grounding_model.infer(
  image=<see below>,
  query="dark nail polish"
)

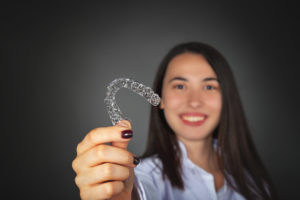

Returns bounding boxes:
[121,129,133,139]
[133,156,140,165]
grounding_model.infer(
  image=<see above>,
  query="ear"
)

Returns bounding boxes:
[160,98,164,109]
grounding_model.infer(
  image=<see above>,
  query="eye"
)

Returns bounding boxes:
[204,85,215,90]
[174,84,185,90]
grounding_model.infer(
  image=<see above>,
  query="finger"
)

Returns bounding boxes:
[75,163,130,187]
[122,168,135,194]
[74,144,136,171]
[80,181,124,200]
[77,121,133,155]
[112,120,132,149]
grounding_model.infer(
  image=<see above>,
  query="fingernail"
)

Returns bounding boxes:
[133,156,140,165]
[121,129,133,139]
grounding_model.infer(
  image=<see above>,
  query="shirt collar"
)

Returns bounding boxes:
[177,139,217,168]
[177,139,229,192]
[177,140,210,174]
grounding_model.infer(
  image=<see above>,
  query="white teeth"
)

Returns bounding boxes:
[182,116,205,122]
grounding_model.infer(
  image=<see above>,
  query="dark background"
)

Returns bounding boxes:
[2,1,299,199]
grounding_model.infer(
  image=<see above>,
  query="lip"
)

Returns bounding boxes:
[179,113,207,126]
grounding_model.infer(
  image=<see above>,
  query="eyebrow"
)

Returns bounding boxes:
[168,76,219,83]
[168,77,187,83]
[203,77,219,82]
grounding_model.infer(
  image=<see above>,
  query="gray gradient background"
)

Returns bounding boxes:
[3,1,299,199]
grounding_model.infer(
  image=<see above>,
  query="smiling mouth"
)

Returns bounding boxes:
[182,116,205,122]
[180,113,207,126]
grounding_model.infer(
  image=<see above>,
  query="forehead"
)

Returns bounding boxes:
[165,53,217,79]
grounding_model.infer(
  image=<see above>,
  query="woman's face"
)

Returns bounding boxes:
[160,53,222,143]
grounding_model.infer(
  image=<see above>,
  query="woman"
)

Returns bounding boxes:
[72,42,278,199]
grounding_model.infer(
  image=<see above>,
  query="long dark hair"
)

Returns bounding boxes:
[142,42,278,200]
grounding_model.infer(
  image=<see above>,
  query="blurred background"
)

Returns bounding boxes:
[2,1,299,199]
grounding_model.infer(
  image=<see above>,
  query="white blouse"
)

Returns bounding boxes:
[134,141,246,200]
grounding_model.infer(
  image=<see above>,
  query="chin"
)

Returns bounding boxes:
[176,131,212,142]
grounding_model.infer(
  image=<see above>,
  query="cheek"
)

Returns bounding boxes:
[207,95,222,114]
[163,93,185,109]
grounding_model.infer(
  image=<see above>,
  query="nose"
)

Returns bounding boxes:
[187,90,204,108]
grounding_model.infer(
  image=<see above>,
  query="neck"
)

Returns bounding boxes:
[179,136,218,172]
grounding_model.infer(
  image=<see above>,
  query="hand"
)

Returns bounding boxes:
[72,120,138,200]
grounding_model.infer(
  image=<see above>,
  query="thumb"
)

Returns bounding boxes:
[112,120,132,149]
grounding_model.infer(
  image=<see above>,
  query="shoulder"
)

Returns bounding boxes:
[134,155,167,199]
[135,155,162,176]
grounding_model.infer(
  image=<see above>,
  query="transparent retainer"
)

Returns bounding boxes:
[104,78,161,125]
